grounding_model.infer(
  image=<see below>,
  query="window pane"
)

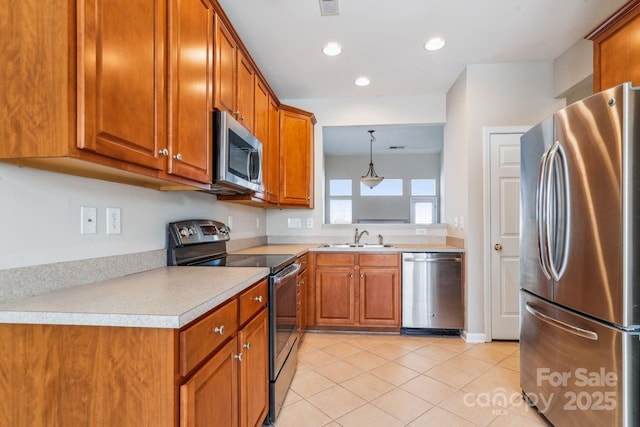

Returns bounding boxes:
[414,201,434,224]
[330,179,352,196]
[329,199,352,224]
[411,179,436,196]
[360,179,403,196]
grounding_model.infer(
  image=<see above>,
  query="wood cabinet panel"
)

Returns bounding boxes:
[238,309,269,427]
[181,337,239,427]
[78,0,166,170]
[315,253,356,267]
[359,253,399,268]
[359,268,401,326]
[214,14,237,114]
[266,96,281,203]
[315,269,355,325]
[588,1,640,92]
[279,106,314,207]
[180,299,238,376]
[0,324,176,427]
[167,0,213,183]
[236,50,255,131]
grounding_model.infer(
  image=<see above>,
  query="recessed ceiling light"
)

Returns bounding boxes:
[355,76,370,87]
[424,37,446,51]
[322,42,342,56]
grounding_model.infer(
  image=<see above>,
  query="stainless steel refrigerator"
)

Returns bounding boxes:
[519,83,640,426]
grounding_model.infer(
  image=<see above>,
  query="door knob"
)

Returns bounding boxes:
[494,243,503,251]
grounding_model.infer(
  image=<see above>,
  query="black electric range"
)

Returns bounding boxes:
[166,219,300,426]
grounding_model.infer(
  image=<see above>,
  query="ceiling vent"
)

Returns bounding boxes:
[319,0,339,16]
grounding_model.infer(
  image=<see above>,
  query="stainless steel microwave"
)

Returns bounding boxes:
[208,111,263,195]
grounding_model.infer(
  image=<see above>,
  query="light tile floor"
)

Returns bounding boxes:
[275,332,549,427]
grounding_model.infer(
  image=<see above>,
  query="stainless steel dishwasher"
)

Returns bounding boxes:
[401,252,463,334]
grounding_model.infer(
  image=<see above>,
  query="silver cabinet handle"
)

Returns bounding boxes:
[360,274,364,279]
[253,295,263,303]
[234,353,243,362]
[158,148,169,156]
[349,273,353,279]
[526,303,598,341]
[243,342,251,350]
[173,153,183,161]
[213,325,225,335]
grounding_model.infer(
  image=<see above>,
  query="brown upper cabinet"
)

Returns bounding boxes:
[266,96,282,204]
[213,15,255,132]
[0,0,212,189]
[279,106,316,208]
[587,0,640,92]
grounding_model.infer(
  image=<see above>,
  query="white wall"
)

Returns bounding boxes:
[0,164,266,269]
[443,61,566,336]
[267,94,446,241]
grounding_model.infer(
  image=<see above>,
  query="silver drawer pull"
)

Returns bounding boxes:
[253,295,263,303]
[404,257,462,263]
[243,342,251,350]
[234,353,243,362]
[526,303,598,341]
[213,325,225,335]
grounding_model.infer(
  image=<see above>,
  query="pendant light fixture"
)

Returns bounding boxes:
[360,130,384,188]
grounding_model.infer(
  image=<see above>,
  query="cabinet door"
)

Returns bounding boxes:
[214,15,237,114]
[252,78,269,201]
[359,268,401,327]
[315,268,355,326]
[279,108,313,207]
[167,0,213,183]
[78,0,166,170]
[238,309,269,427]
[266,97,280,203]
[181,337,239,427]
[236,50,255,132]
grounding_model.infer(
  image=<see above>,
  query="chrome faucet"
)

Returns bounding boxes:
[354,228,369,244]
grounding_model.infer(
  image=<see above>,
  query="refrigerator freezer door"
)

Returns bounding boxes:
[520,291,639,427]
[520,117,554,300]
[553,85,625,326]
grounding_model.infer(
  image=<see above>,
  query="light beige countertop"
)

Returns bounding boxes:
[0,266,269,328]
[233,243,463,255]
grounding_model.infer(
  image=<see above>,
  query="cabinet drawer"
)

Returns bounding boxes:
[180,299,238,376]
[239,279,268,325]
[359,253,399,268]
[315,253,356,267]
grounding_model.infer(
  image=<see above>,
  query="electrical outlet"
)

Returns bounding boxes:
[106,208,121,234]
[287,218,302,228]
[459,216,465,229]
[306,218,314,228]
[416,228,427,235]
[81,206,97,234]
[454,217,459,229]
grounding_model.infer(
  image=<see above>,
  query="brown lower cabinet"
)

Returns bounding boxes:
[0,279,269,427]
[313,252,401,330]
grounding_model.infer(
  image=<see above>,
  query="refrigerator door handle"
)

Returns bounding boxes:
[536,145,553,280]
[546,142,570,282]
[525,303,598,341]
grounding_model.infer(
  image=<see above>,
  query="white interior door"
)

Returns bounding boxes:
[489,132,522,340]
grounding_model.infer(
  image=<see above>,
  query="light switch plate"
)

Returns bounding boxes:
[306,218,314,228]
[106,208,121,234]
[287,218,302,228]
[416,228,427,235]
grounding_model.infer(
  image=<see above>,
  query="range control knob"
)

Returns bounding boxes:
[179,227,190,237]
[188,227,196,235]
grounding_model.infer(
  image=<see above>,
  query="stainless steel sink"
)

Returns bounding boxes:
[321,243,395,248]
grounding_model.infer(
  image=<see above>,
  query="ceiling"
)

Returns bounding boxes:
[216,0,625,156]
[217,0,626,100]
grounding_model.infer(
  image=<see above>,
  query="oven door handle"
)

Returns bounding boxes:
[273,263,301,282]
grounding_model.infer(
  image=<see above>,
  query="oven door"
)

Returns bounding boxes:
[269,262,301,379]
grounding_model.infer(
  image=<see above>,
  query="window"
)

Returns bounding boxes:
[329,179,352,224]
[360,179,403,196]
[411,179,436,196]
[411,197,438,224]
